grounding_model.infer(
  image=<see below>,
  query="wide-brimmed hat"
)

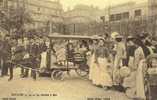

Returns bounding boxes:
[111,32,119,39]
[127,36,134,41]
[115,35,123,39]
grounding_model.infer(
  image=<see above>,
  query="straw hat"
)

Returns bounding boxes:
[111,32,119,39]
[115,35,123,39]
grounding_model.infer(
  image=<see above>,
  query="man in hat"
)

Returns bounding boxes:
[8,36,18,81]
[13,37,25,78]
[29,35,40,80]
[138,32,149,45]
[1,34,12,77]
[113,35,126,85]
[136,33,151,57]
[152,36,157,53]
[114,35,126,66]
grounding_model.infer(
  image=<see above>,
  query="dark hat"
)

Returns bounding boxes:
[138,32,149,40]
[127,36,134,41]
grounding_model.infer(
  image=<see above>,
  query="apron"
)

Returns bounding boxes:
[136,60,146,99]
[91,57,112,87]
[40,52,47,68]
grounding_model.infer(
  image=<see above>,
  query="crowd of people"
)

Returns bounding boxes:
[0,33,157,100]
[0,34,53,81]
[87,33,157,100]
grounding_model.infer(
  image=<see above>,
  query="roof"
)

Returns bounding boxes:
[48,34,114,43]
[48,34,103,40]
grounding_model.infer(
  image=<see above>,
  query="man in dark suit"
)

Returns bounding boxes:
[21,36,31,78]
[1,35,12,77]
[15,37,25,78]
[29,36,40,80]
[8,36,17,81]
[0,35,3,70]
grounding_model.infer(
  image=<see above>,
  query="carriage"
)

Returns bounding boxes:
[144,54,157,100]
[39,35,107,80]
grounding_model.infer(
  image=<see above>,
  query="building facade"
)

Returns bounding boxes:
[25,0,63,31]
[64,2,150,35]
[101,2,149,35]
[0,0,156,35]
[148,0,157,35]
[64,5,103,35]
[0,0,64,34]
[106,2,148,21]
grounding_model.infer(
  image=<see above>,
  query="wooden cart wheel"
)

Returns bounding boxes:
[75,64,89,77]
[51,70,64,80]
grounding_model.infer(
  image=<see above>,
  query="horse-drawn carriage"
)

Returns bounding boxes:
[39,35,104,80]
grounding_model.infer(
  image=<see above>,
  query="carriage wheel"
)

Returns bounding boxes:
[75,64,89,77]
[51,70,64,80]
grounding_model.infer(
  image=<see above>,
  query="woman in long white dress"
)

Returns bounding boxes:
[88,40,97,80]
[124,37,152,99]
[90,39,112,88]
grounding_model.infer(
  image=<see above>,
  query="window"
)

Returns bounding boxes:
[110,14,115,21]
[116,13,122,20]
[123,12,129,19]
[110,14,122,21]
[135,9,142,17]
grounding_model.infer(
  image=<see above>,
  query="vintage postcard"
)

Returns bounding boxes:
[0,0,157,100]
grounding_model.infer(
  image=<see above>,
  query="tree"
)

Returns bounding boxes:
[1,6,33,36]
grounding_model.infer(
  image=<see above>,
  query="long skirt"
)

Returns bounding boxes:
[124,60,146,99]
[40,52,47,68]
[123,57,136,98]
[136,60,146,99]
[123,71,136,98]
[113,56,123,85]
[91,57,112,87]
[128,56,135,71]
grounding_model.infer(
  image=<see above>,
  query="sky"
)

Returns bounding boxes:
[52,0,147,11]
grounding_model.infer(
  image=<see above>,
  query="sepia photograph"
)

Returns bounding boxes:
[0,0,157,100]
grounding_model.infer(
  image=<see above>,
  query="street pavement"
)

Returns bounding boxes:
[0,68,132,100]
